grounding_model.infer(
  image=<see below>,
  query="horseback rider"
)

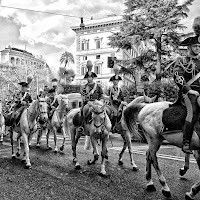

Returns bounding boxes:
[47,88,59,119]
[108,73,124,133]
[77,60,107,133]
[10,81,33,125]
[173,17,200,153]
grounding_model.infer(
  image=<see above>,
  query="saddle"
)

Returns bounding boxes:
[162,99,200,137]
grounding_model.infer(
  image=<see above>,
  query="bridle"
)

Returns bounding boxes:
[92,109,106,133]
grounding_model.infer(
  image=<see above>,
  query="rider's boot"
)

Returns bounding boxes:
[111,116,117,133]
[182,121,193,154]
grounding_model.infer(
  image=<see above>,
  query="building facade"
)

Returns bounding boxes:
[0,46,53,100]
[1,45,45,69]
[71,15,135,88]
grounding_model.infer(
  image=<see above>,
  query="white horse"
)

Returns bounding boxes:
[123,97,200,200]
[36,96,68,152]
[8,97,48,168]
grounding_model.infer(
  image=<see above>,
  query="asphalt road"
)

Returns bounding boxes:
[0,133,200,200]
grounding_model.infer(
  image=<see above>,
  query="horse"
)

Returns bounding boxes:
[123,97,200,199]
[36,95,68,152]
[0,102,5,143]
[63,100,111,176]
[101,94,157,171]
[7,97,48,169]
[46,96,68,152]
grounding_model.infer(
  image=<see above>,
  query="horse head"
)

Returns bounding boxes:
[36,96,48,123]
[90,102,107,134]
[143,93,157,103]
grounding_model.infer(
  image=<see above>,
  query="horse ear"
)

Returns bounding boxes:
[151,95,157,103]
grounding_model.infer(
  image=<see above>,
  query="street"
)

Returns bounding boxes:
[0,133,200,200]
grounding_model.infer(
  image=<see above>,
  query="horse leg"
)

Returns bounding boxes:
[0,127,3,143]
[185,150,200,200]
[88,134,99,165]
[72,128,81,170]
[9,127,15,158]
[118,131,127,166]
[52,127,58,153]
[126,131,138,171]
[22,133,31,169]
[100,133,109,176]
[46,129,52,150]
[180,153,190,176]
[147,138,171,198]
[16,132,21,158]
[36,129,42,148]
[60,127,66,151]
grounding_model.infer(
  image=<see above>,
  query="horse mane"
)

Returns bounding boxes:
[123,103,146,141]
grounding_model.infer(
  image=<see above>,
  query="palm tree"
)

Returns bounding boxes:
[60,51,75,68]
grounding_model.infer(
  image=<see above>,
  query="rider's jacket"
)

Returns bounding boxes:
[81,82,104,104]
[21,91,32,104]
[47,95,59,108]
[173,56,200,94]
[108,86,124,106]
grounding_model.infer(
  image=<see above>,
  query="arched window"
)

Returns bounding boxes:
[10,57,15,65]
[16,58,20,65]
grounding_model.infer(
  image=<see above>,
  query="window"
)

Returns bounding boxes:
[83,56,87,60]
[81,67,86,75]
[94,65,101,74]
[96,40,101,49]
[96,55,100,59]
[81,39,89,50]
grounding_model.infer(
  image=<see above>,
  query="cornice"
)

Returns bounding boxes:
[72,20,123,33]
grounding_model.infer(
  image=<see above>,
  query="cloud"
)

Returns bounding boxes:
[0,0,199,69]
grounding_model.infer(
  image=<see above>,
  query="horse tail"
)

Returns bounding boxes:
[84,135,91,150]
[123,103,145,141]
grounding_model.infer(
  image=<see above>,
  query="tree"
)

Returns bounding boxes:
[60,51,75,68]
[108,0,194,81]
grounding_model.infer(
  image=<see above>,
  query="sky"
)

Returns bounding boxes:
[0,0,199,74]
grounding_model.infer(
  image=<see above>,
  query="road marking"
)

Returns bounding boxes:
[109,147,197,164]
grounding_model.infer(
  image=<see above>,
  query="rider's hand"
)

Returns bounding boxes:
[87,101,93,106]
[188,90,199,96]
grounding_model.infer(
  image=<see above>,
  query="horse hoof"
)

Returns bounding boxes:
[162,190,171,198]
[75,165,81,170]
[118,160,123,165]
[132,167,138,171]
[16,152,20,157]
[36,145,40,149]
[185,192,194,200]
[180,168,187,176]
[12,155,16,159]
[146,184,156,191]
[60,146,64,151]
[54,150,58,153]
[98,172,107,178]
[24,165,32,169]
[47,146,52,150]
[0,141,3,144]
[21,160,26,163]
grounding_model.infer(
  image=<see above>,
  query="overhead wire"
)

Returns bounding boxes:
[0,5,88,19]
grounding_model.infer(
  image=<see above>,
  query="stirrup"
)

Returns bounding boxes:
[182,144,193,154]
[77,127,84,134]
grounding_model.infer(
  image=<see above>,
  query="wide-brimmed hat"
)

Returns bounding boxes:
[84,71,97,79]
[109,75,122,82]
[179,35,200,46]
[18,82,29,87]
